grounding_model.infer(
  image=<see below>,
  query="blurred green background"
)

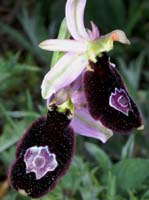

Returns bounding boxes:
[0,0,149,199]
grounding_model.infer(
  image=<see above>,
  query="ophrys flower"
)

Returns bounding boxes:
[39,0,143,138]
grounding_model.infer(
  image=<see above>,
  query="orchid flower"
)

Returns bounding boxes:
[39,0,143,137]
[9,0,143,198]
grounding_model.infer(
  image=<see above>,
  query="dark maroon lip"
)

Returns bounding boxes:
[8,107,75,198]
[83,53,142,133]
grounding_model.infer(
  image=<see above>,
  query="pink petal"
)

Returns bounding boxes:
[41,53,88,99]
[66,0,90,41]
[70,108,113,143]
[87,22,100,41]
[39,39,87,53]
[71,90,86,108]
[90,21,100,40]
[71,75,82,91]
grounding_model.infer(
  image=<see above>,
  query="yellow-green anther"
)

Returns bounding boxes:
[57,99,74,115]
[87,37,113,62]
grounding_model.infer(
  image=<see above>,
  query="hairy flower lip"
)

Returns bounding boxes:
[9,108,76,198]
[83,53,143,133]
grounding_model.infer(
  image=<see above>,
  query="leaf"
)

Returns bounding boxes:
[17,8,50,63]
[126,1,143,35]
[117,53,145,91]
[85,142,112,172]
[106,172,116,200]
[3,191,17,200]
[0,104,33,153]
[15,194,30,200]
[128,191,138,200]
[117,58,137,98]
[121,134,135,159]
[141,190,149,200]
[111,158,149,191]
[0,120,26,153]
[6,111,40,119]
[0,22,32,52]
[0,146,16,165]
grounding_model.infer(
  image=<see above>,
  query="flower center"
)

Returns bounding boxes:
[33,156,45,169]
[24,146,58,179]
[109,88,132,116]
[118,95,128,107]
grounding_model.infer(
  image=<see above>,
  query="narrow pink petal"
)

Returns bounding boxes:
[41,53,88,99]
[70,108,113,143]
[39,39,87,53]
[87,22,100,41]
[90,21,100,40]
[87,29,93,40]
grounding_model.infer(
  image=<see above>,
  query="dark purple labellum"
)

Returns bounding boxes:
[9,107,75,198]
[83,53,142,133]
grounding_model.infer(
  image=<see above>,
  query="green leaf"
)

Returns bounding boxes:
[0,104,37,154]
[128,191,138,200]
[117,53,145,92]
[0,146,15,165]
[126,1,143,35]
[111,158,149,191]
[121,134,135,159]
[85,142,112,172]
[141,190,149,200]
[0,22,32,52]
[106,172,116,200]
[3,190,17,200]
[18,8,50,63]
[15,194,30,200]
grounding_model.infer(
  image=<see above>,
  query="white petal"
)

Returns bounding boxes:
[39,39,87,53]
[41,53,88,99]
[66,0,90,41]
[66,0,82,40]
[75,0,90,40]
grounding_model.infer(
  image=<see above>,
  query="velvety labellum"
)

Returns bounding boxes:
[9,107,75,198]
[83,53,142,133]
